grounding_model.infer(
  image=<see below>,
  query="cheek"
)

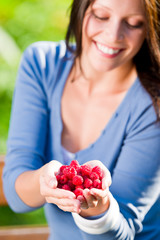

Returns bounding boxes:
[130,31,146,53]
[82,15,103,40]
[87,21,103,37]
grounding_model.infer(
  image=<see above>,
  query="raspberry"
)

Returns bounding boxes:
[81,164,92,176]
[77,167,82,175]
[93,179,102,189]
[60,175,68,184]
[70,160,80,171]
[60,165,67,174]
[75,184,84,189]
[56,162,103,197]
[90,172,99,180]
[74,188,83,197]
[62,184,71,191]
[84,178,93,188]
[63,166,77,179]
[72,175,83,185]
[57,183,63,189]
[68,180,75,191]
[92,166,103,179]
[56,174,61,182]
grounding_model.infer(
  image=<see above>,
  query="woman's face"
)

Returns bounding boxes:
[81,0,146,73]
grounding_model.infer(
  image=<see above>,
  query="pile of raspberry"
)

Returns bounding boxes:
[56,160,103,198]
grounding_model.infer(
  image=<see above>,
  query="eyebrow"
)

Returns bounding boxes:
[92,3,112,11]
[92,3,145,18]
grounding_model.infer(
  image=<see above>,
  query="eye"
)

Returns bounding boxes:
[126,21,144,29]
[92,11,109,21]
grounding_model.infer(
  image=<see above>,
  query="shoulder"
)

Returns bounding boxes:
[22,40,74,67]
[18,40,75,90]
[126,78,159,134]
[130,78,155,116]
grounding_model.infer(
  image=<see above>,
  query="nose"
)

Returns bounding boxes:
[105,19,124,42]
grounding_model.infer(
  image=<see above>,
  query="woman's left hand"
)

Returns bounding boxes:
[77,160,111,217]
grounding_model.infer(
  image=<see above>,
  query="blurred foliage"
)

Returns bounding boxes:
[0,0,72,153]
[0,206,47,226]
[0,0,72,227]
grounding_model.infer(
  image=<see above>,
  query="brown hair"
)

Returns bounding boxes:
[65,0,160,119]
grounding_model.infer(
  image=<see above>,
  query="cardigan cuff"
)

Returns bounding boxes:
[72,192,119,234]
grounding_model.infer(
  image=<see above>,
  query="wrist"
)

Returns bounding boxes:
[72,192,120,235]
[79,195,110,218]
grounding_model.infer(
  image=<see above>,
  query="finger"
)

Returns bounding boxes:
[46,196,79,208]
[40,174,58,190]
[102,171,111,189]
[41,184,76,200]
[77,195,88,209]
[57,204,81,213]
[51,188,76,199]
[90,188,109,200]
[48,176,58,189]
[44,160,62,188]
[83,189,98,208]
[83,160,112,189]
[40,178,55,197]
[47,160,62,175]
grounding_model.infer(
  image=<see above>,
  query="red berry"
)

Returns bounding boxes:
[60,175,68,184]
[56,163,103,192]
[57,183,63,189]
[56,174,61,182]
[68,180,75,191]
[77,168,82,175]
[70,160,80,171]
[63,166,77,179]
[75,184,84,189]
[72,175,83,185]
[90,172,99,180]
[74,188,83,197]
[81,164,92,176]
[92,166,103,179]
[93,179,102,189]
[62,184,71,191]
[60,165,67,174]
[84,178,93,188]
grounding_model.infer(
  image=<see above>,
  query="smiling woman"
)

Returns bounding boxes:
[66,0,160,115]
[80,0,146,77]
[2,0,160,239]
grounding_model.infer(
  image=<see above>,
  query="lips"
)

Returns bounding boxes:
[96,42,122,56]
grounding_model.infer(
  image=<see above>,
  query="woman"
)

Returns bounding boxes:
[3,0,160,239]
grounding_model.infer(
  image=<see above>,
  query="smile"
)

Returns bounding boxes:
[96,42,121,55]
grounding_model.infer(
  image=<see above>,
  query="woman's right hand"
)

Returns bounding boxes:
[39,160,81,213]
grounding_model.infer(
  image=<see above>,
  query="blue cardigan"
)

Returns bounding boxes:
[3,41,160,239]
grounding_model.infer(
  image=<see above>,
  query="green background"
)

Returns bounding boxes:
[0,0,71,154]
[0,0,71,226]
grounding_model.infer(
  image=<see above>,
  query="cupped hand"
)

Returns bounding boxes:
[77,160,111,217]
[39,160,80,213]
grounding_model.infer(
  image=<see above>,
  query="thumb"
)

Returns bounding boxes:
[48,175,57,189]
[47,160,62,188]
[102,170,112,190]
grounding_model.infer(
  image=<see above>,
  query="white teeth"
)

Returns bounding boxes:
[97,43,120,55]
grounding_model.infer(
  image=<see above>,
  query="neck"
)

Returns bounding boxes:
[72,58,137,95]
